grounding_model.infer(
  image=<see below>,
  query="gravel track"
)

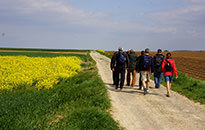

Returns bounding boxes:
[91,51,205,130]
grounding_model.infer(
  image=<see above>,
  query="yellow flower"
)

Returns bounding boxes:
[96,49,105,53]
[0,56,81,90]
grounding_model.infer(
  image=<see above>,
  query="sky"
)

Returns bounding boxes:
[0,0,205,51]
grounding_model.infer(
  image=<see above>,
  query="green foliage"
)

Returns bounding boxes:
[63,108,118,130]
[171,73,205,104]
[0,71,119,129]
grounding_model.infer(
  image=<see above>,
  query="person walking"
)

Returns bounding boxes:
[137,50,145,90]
[153,49,164,88]
[161,52,178,97]
[126,49,138,87]
[111,46,129,90]
[110,52,117,85]
[138,48,153,94]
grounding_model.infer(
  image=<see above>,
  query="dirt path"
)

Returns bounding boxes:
[90,51,205,130]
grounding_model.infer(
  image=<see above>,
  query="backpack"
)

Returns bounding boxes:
[118,52,126,64]
[165,59,172,71]
[143,55,151,70]
[155,55,163,66]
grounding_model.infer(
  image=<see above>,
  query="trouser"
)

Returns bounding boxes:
[139,72,142,89]
[140,71,151,89]
[154,72,163,88]
[115,67,125,89]
[112,70,117,85]
[127,69,137,86]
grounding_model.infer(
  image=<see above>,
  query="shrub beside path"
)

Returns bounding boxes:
[91,51,205,130]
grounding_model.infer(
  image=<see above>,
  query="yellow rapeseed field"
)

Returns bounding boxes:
[0,56,81,90]
[96,49,105,53]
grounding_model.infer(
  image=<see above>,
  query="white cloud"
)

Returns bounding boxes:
[0,0,177,34]
[142,4,205,26]
[183,0,205,3]
[0,0,108,23]
[140,3,205,38]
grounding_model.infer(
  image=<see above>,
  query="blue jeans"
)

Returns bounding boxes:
[154,72,163,88]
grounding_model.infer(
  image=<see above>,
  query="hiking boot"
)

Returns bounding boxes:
[115,86,118,89]
[144,88,148,95]
[166,94,170,97]
[155,83,158,88]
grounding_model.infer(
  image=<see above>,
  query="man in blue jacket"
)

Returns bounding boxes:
[138,48,153,94]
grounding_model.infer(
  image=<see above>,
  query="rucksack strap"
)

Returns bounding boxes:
[166,59,171,64]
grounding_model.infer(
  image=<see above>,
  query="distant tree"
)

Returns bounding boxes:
[164,50,169,52]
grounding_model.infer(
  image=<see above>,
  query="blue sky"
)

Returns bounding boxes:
[0,0,205,51]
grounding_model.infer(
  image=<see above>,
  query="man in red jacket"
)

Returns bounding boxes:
[161,52,178,97]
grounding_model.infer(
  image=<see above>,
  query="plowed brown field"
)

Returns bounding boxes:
[105,51,205,81]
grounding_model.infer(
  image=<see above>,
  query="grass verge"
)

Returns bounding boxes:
[169,73,205,104]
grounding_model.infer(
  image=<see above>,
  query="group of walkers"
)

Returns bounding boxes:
[110,46,178,97]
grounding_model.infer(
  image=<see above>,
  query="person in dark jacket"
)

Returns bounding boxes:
[110,52,117,85]
[111,46,129,90]
[153,49,164,88]
[138,48,153,94]
[137,50,145,90]
[126,49,138,87]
